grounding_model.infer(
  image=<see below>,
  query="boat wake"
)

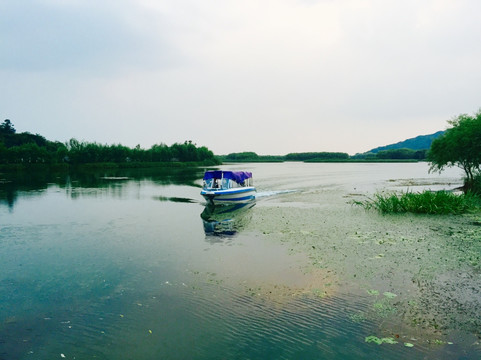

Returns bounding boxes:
[255,189,297,199]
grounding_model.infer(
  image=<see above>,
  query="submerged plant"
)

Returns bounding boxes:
[354,191,481,215]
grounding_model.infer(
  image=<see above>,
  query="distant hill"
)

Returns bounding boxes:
[366,131,445,154]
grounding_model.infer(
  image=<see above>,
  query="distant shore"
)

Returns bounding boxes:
[0,158,426,173]
[223,159,421,163]
[0,160,220,173]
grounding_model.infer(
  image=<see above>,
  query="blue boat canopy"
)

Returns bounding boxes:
[203,170,253,184]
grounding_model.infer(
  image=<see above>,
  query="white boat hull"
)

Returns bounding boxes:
[201,187,256,205]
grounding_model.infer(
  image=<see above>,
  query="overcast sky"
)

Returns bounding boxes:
[1,0,481,155]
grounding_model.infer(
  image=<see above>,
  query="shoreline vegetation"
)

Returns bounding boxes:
[218,150,426,163]
[0,160,220,173]
[354,190,481,215]
[222,158,420,163]
[0,120,222,169]
[1,114,480,215]
[0,119,430,171]
[0,157,422,170]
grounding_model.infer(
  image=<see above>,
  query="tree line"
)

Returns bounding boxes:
[353,148,427,160]
[222,149,426,162]
[0,120,219,165]
[220,151,351,162]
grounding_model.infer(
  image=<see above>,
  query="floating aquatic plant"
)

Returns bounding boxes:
[372,301,397,318]
[348,312,366,323]
[365,336,398,345]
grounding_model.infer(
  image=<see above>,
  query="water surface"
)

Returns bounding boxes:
[1,163,480,359]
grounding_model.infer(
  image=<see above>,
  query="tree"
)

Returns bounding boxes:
[428,110,481,189]
[0,119,16,134]
[150,143,172,162]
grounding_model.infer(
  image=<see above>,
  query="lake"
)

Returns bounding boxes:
[1,162,480,359]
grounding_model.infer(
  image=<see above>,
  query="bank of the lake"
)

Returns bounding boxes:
[0,159,220,172]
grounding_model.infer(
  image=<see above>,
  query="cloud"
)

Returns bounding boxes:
[1,0,481,155]
[0,0,180,74]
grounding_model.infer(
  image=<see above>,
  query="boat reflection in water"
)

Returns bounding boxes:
[200,201,255,239]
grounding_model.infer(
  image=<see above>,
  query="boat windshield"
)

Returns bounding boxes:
[203,178,215,189]
[203,178,232,190]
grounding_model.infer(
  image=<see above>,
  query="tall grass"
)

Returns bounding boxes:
[355,191,481,215]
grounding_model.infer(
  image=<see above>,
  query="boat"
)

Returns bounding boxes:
[200,170,256,205]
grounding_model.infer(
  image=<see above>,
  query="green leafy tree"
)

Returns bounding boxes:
[131,144,146,162]
[171,141,201,162]
[7,143,49,163]
[428,110,481,190]
[197,146,215,161]
[0,119,16,134]
[54,144,68,163]
[107,144,130,162]
[65,138,84,164]
[150,143,172,162]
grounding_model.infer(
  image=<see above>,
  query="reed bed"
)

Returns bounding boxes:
[355,190,481,215]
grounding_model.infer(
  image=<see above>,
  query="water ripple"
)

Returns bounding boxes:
[176,282,378,359]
